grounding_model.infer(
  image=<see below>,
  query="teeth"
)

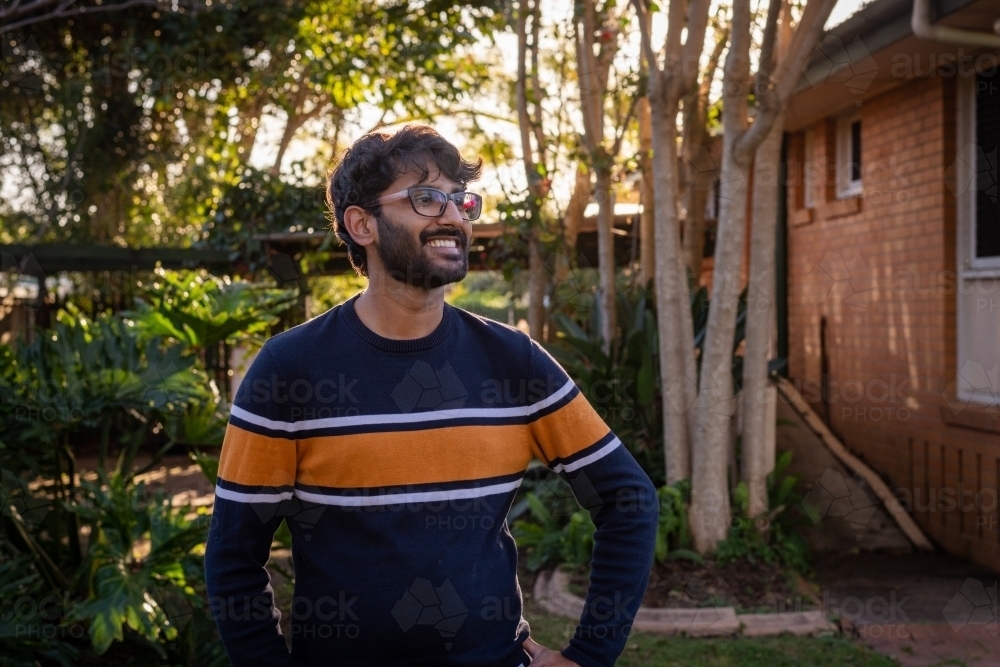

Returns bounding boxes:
[427,238,458,248]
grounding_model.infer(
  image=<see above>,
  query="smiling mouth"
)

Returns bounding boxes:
[425,237,462,249]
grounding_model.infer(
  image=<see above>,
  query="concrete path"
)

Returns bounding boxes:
[856,623,998,666]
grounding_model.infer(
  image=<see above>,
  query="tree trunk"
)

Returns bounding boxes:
[528,234,547,340]
[649,83,691,484]
[683,171,711,283]
[271,86,325,176]
[690,133,750,552]
[564,163,590,255]
[742,110,785,517]
[681,128,718,284]
[689,0,753,551]
[516,0,549,340]
[638,97,656,287]
[594,163,617,351]
[689,0,837,552]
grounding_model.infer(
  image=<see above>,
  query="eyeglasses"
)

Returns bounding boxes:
[375,186,483,221]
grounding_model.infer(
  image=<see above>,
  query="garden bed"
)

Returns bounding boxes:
[566,558,817,614]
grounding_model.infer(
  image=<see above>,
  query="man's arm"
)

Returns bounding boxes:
[204,345,296,667]
[525,340,659,667]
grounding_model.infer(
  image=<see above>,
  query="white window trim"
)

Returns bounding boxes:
[961,75,1000,272]
[804,129,816,209]
[835,112,862,199]
[956,73,1000,407]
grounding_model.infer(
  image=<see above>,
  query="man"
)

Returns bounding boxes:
[204,125,658,667]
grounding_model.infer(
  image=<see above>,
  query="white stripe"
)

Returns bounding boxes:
[214,486,294,504]
[293,478,523,507]
[231,377,577,434]
[552,437,622,473]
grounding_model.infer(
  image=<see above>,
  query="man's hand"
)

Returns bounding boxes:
[522,637,581,667]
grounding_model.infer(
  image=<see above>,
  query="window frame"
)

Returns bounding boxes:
[967,68,1000,271]
[835,112,863,199]
[956,73,1000,408]
[803,128,816,209]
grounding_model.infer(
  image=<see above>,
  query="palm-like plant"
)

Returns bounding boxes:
[65,473,212,657]
[124,268,297,352]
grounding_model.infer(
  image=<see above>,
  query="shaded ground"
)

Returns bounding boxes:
[776,395,913,554]
[641,558,810,613]
[568,558,811,613]
[776,393,1000,666]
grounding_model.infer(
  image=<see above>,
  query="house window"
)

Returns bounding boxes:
[956,69,1000,408]
[975,67,1000,260]
[803,129,816,209]
[836,113,862,198]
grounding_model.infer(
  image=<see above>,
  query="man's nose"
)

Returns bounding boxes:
[439,199,465,225]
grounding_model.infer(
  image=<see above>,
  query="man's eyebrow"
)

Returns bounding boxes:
[415,179,464,193]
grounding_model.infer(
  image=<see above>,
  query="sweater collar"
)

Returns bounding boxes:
[342,293,454,353]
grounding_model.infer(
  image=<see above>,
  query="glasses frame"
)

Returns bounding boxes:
[375,186,483,222]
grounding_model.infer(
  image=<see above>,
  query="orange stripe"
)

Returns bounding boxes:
[218,424,296,488]
[297,424,532,489]
[528,393,610,464]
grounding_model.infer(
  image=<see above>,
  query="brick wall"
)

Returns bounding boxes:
[785,75,1000,572]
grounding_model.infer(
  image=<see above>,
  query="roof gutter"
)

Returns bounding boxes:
[912,0,1000,46]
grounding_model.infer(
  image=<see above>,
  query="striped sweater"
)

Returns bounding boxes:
[204,293,658,667]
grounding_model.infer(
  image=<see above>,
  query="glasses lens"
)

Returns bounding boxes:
[458,193,483,221]
[410,188,449,216]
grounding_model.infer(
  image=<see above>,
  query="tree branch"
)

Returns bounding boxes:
[772,0,838,104]
[754,0,783,96]
[1,0,197,34]
[516,0,538,182]
[631,0,660,76]
[740,0,837,151]
[676,0,713,97]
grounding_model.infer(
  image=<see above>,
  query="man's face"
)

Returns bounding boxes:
[372,163,474,290]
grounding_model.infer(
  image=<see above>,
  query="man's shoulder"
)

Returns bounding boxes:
[450,305,536,351]
[259,304,342,360]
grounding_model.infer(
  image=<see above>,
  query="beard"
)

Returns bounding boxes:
[374,210,469,289]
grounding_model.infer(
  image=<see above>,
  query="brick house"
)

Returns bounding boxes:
[779,0,1000,570]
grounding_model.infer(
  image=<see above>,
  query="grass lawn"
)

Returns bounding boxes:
[523,599,898,667]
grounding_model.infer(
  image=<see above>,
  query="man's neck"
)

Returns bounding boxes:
[353,276,446,341]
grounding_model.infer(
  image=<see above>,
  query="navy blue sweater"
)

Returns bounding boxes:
[204,293,658,667]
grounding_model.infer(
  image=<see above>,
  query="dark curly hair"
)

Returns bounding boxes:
[326,125,484,277]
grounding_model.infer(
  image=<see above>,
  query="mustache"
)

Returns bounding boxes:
[419,229,467,246]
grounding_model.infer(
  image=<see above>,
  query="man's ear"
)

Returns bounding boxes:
[343,205,376,248]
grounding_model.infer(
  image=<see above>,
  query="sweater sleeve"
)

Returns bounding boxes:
[525,340,659,667]
[204,344,296,667]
